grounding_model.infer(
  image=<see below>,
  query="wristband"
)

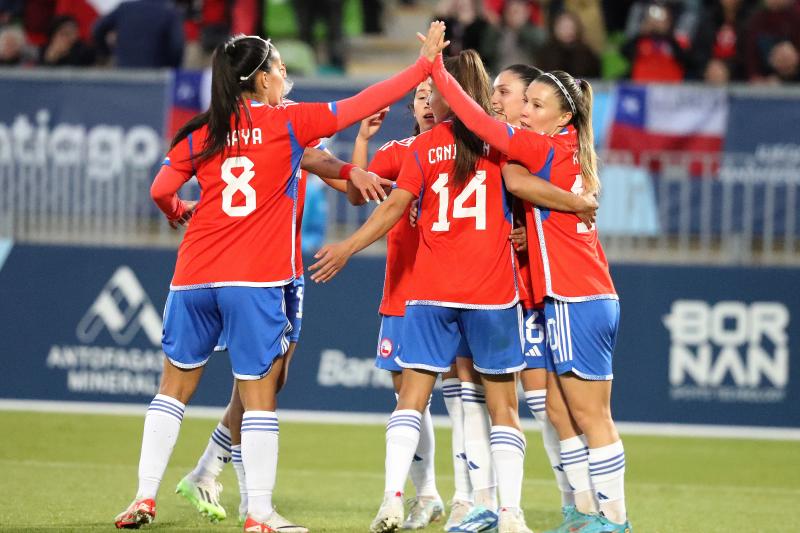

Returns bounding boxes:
[339,163,356,180]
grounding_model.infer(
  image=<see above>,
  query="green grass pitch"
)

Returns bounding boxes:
[1,411,798,532]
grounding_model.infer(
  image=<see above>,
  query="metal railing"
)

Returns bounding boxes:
[1,147,799,265]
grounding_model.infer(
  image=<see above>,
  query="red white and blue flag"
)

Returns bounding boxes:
[607,84,728,167]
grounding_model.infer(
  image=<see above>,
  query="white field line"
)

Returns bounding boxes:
[2,459,798,497]
[1,399,799,441]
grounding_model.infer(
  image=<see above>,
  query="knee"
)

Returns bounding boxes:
[545,396,570,429]
[569,403,613,434]
[486,400,520,430]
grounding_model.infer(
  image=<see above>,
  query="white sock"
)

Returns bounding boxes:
[231,444,247,515]
[525,390,574,507]
[589,440,627,524]
[442,378,472,502]
[189,422,232,482]
[136,394,185,500]
[385,409,422,495]
[241,411,279,521]
[560,435,597,514]
[461,382,496,509]
[409,399,439,498]
[489,425,526,511]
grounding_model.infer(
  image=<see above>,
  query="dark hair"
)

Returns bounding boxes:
[171,35,274,162]
[407,80,433,136]
[443,50,493,185]
[501,63,542,87]
[534,70,599,193]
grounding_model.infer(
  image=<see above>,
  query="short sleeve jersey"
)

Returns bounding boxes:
[395,122,518,308]
[369,137,419,316]
[163,100,337,288]
[508,127,616,301]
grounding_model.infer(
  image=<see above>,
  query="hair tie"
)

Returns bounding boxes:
[239,37,272,81]
[543,72,576,114]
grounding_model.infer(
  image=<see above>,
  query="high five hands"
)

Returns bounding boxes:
[418,21,450,62]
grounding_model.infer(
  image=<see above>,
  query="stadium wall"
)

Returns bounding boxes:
[0,242,796,435]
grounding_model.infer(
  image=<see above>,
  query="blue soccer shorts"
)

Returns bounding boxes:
[522,306,552,371]
[213,276,305,350]
[284,276,305,343]
[375,314,404,372]
[399,304,525,375]
[544,298,620,380]
[162,286,291,380]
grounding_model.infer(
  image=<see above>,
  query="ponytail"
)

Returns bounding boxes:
[444,50,493,186]
[574,79,599,194]
[170,35,273,162]
[535,70,599,194]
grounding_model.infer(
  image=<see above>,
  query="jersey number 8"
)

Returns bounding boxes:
[431,170,487,232]
[221,156,256,217]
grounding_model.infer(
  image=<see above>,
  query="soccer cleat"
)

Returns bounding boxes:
[567,514,632,533]
[175,476,227,522]
[402,496,445,529]
[444,499,472,531]
[544,507,594,533]
[243,515,277,532]
[114,498,156,529]
[370,492,405,533]
[497,507,533,533]
[448,505,499,533]
[244,509,309,532]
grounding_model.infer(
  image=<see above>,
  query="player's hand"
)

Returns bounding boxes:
[575,192,598,229]
[309,241,354,283]
[417,21,449,63]
[509,226,527,252]
[168,200,197,229]
[350,168,392,203]
[409,200,419,227]
[358,108,389,141]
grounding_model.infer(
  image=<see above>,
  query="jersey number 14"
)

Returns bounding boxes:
[431,171,486,232]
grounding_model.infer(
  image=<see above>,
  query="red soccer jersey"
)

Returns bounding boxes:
[516,246,535,309]
[396,122,518,308]
[369,136,419,316]
[294,137,324,277]
[164,100,337,288]
[509,127,617,301]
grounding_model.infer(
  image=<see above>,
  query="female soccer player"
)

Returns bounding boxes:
[174,47,386,525]
[430,54,632,533]
[493,63,590,526]
[113,23,449,532]
[311,49,535,533]
[347,81,448,531]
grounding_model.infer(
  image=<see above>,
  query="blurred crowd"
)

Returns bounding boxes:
[1,0,799,84]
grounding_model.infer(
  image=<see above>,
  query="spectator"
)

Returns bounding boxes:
[549,0,608,56]
[488,0,546,72]
[624,0,701,49]
[40,15,95,66]
[93,0,184,68]
[435,0,498,64]
[293,0,347,71]
[744,0,800,81]
[536,11,601,77]
[691,0,752,81]
[483,0,544,26]
[767,40,800,82]
[0,25,34,65]
[622,2,688,82]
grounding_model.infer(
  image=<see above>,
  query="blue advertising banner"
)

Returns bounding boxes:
[0,71,171,223]
[0,243,797,428]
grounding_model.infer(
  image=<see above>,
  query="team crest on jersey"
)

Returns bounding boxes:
[379,338,393,358]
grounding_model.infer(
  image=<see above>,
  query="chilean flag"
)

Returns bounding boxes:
[607,84,728,173]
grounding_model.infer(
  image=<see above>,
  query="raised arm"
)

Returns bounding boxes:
[430,54,512,154]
